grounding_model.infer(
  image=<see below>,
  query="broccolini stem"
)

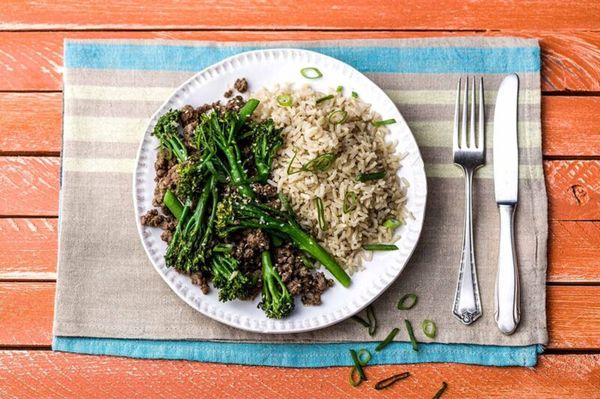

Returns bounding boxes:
[237,99,260,131]
[163,190,183,220]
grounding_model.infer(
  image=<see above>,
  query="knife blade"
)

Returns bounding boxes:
[493,74,520,335]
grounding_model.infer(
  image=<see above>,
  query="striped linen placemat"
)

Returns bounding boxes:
[53,37,547,367]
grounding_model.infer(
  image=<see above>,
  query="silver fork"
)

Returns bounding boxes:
[452,77,484,325]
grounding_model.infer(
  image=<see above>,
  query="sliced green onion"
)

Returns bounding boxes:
[343,191,358,214]
[300,67,323,79]
[374,372,410,391]
[212,243,233,254]
[404,319,419,351]
[163,190,183,220]
[357,171,386,182]
[366,305,377,336]
[357,349,371,365]
[432,382,448,399]
[336,85,343,93]
[397,293,418,310]
[276,94,293,107]
[327,109,348,124]
[422,319,437,339]
[314,196,328,231]
[349,366,362,387]
[316,94,334,104]
[349,350,367,381]
[350,315,370,328]
[286,151,301,175]
[351,91,359,98]
[373,118,397,127]
[383,218,403,229]
[302,153,336,172]
[362,244,398,251]
[375,327,400,352]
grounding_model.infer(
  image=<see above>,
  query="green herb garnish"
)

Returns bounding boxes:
[327,109,348,124]
[351,91,359,98]
[373,118,397,127]
[302,153,336,172]
[362,244,398,251]
[316,94,334,104]
[375,327,400,352]
[343,191,358,213]
[404,319,418,351]
[276,94,293,107]
[314,196,328,231]
[383,218,402,229]
[357,171,386,182]
[300,67,323,79]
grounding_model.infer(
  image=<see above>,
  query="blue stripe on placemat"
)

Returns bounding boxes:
[64,43,540,73]
[53,337,543,367]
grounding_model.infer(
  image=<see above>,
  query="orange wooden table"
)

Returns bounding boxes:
[1,1,599,397]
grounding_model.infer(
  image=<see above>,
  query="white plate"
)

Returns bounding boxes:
[133,48,427,334]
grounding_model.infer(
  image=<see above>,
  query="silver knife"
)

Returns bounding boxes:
[493,74,520,335]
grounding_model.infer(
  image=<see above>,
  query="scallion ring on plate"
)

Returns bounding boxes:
[397,293,418,310]
[404,319,419,352]
[374,372,410,391]
[276,94,293,107]
[286,150,301,175]
[357,171,386,182]
[375,327,400,352]
[336,85,343,93]
[372,118,397,127]
[383,218,402,229]
[422,319,437,339]
[362,244,398,251]
[327,109,348,124]
[300,67,323,79]
[316,94,334,104]
[343,191,358,213]
[302,153,336,172]
[314,196,328,231]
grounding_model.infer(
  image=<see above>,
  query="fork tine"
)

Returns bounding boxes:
[469,76,476,148]
[461,78,468,149]
[478,77,484,150]
[453,78,460,150]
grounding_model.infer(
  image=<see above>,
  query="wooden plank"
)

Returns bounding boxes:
[2,0,599,31]
[0,283,54,347]
[0,157,59,217]
[542,97,600,157]
[0,93,62,156]
[548,221,600,283]
[0,219,57,280]
[1,157,597,220]
[545,160,600,221]
[0,351,597,398]
[0,31,598,92]
[1,94,600,158]
[1,218,596,283]
[0,283,597,349]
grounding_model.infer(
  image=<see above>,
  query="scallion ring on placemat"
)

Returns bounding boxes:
[404,319,419,351]
[422,319,437,339]
[397,293,418,310]
[366,305,377,336]
[375,327,400,352]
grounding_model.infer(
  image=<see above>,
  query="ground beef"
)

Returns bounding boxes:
[182,120,198,147]
[140,210,177,242]
[232,229,270,268]
[224,95,246,112]
[190,272,210,294]
[180,105,197,124]
[153,164,180,208]
[234,78,248,93]
[223,89,234,98]
[274,245,334,306]
[252,183,278,199]
[154,149,176,180]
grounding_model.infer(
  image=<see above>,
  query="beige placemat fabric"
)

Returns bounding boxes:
[54,37,547,346]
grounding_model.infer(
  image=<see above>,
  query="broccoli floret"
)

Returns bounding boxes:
[210,253,255,302]
[258,250,294,319]
[250,119,283,182]
[215,196,351,288]
[152,109,188,163]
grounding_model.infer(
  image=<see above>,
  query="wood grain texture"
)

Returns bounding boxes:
[0,158,59,217]
[542,97,600,157]
[0,351,597,399]
[0,31,598,92]
[545,160,600,221]
[2,0,600,30]
[548,221,600,283]
[0,93,62,156]
[0,284,597,349]
[0,283,54,347]
[1,219,596,283]
[2,157,598,220]
[0,219,57,280]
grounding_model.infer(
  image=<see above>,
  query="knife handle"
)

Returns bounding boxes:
[495,204,520,335]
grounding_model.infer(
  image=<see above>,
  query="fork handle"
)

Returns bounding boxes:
[495,204,520,335]
[453,168,482,325]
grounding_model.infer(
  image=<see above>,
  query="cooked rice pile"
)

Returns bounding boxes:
[253,84,408,273]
